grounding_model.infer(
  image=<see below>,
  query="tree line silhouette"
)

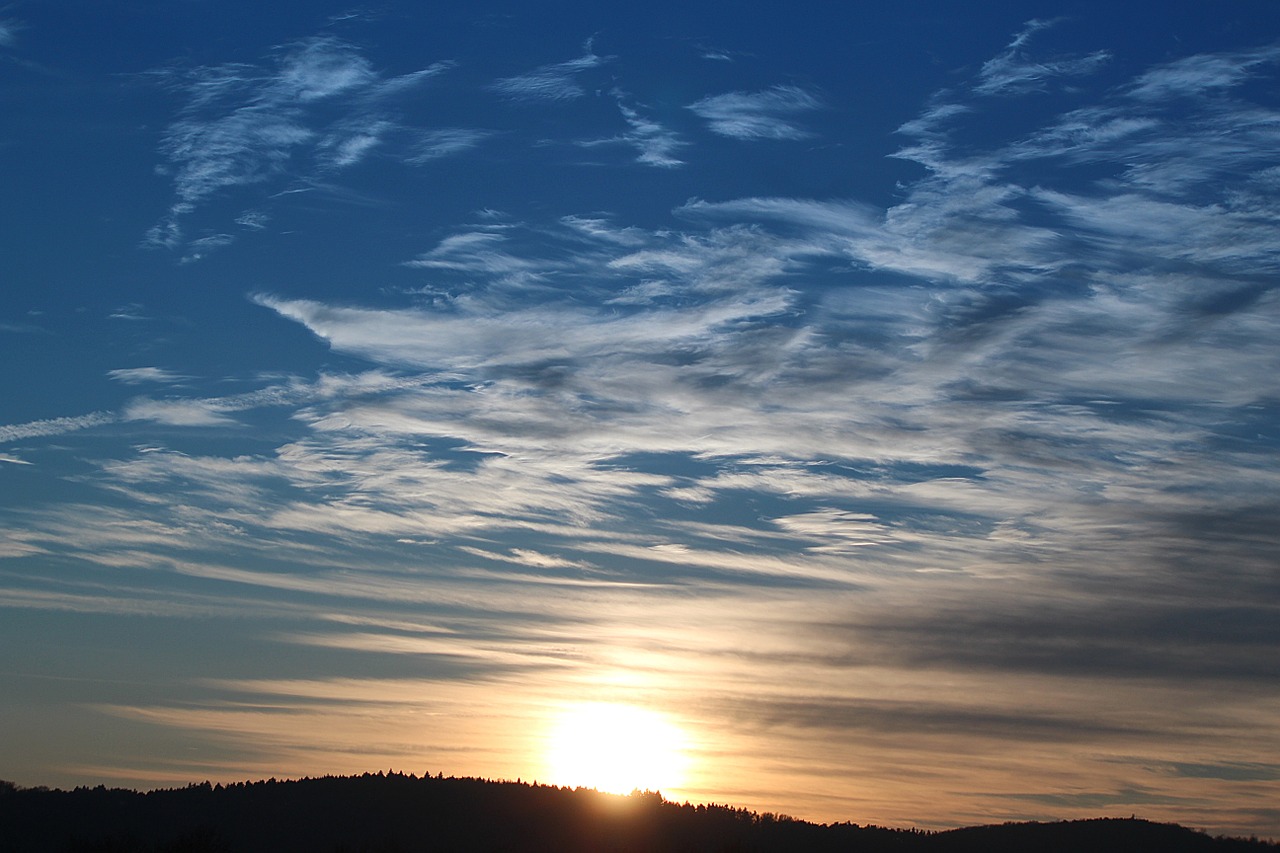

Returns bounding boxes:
[1,772,1275,852]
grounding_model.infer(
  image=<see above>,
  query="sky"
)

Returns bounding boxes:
[3,0,1280,838]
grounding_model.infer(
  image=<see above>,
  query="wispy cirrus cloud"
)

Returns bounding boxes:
[488,44,607,102]
[253,285,793,374]
[21,35,1280,609]
[235,210,270,230]
[145,37,454,253]
[223,34,1280,602]
[974,19,1109,96]
[315,118,394,168]
[687,84,821,140]
[1128,44,1280,101]
[107,367,193,385]
[0,411,118,443]
[575,99,685,168]
[407,128,493,163]
[401,228,554,282]
[121,399,242,427]
[618,101,684,167]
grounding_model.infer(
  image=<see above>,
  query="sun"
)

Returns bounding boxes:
[543,702,690,795]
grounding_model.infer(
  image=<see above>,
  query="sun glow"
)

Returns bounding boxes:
[543,703,690,795]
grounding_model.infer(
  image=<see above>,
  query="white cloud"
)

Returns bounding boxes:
[974,19,1109,96]
[0,412,118,443]
[459,546,596,571]
[489,48,606,102]
[272,37,376,101]
[123,399,240,427]
[146,36,454,251]
[560,215,649,247]
[576,100,686,168]
[107,367,193,385]
[1128,46,1280,101]
[402,229,550,278]
[253,288,794,372]
[160,103,314,206]
[687,85,821,140]
[772,509,893,552]
[316,119,393,168]
[407,128,492,163]
[621,102,685,167]
[235,210,270,230]
[180,232,236,263]
[70,31,1280,587]
[370,61,457,98]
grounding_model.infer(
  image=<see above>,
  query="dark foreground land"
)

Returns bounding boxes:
[2,773,1276,853]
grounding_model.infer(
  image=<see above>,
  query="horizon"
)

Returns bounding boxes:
[6,769,1273,842]
[2,0,1279,840]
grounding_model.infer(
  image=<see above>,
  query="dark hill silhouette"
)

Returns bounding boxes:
[0,773,1274,853]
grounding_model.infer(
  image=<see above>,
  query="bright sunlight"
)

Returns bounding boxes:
[543,703,690,795]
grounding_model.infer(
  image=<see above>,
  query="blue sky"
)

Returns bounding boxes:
[3,0,1280,837]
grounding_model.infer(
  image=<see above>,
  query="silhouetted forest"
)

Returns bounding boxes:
[1,772,1276,853]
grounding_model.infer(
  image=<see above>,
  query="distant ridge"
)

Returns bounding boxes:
[1,773,1275,852]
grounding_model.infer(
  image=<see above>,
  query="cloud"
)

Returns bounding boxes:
[575,100,685,168]
[999,788,1201,808]
[0,371,421,451]
[0,453,31,465]
[180,233,236,263]
[0,20,16,48]
[719,694,1151,743]
[401,229,551,279]
[253,287,794,372]
[489,47,607,102]
[108,304,152,321]
[0,412,118,443]
[407,129,492,163]
[235,210,270,230]
[617,102,685,167]
[687,85,821,140]
[145,37,454,252]
[41,23,1280,609]
[122,399,241,427]
[1128,45,1280,101]
[975,19,1109,96]
[274,37,377,100]
[157,90,311,205]
[315,119,394,168]
[107,367,193,385]
[459,546,596,571]
[560,215,648,247]
[1171,762,1280,782]
[772,509,893,552]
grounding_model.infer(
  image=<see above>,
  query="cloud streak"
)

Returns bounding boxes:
[489,46,607,102]
[688,85,821,140]
[975,19,1110,96]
